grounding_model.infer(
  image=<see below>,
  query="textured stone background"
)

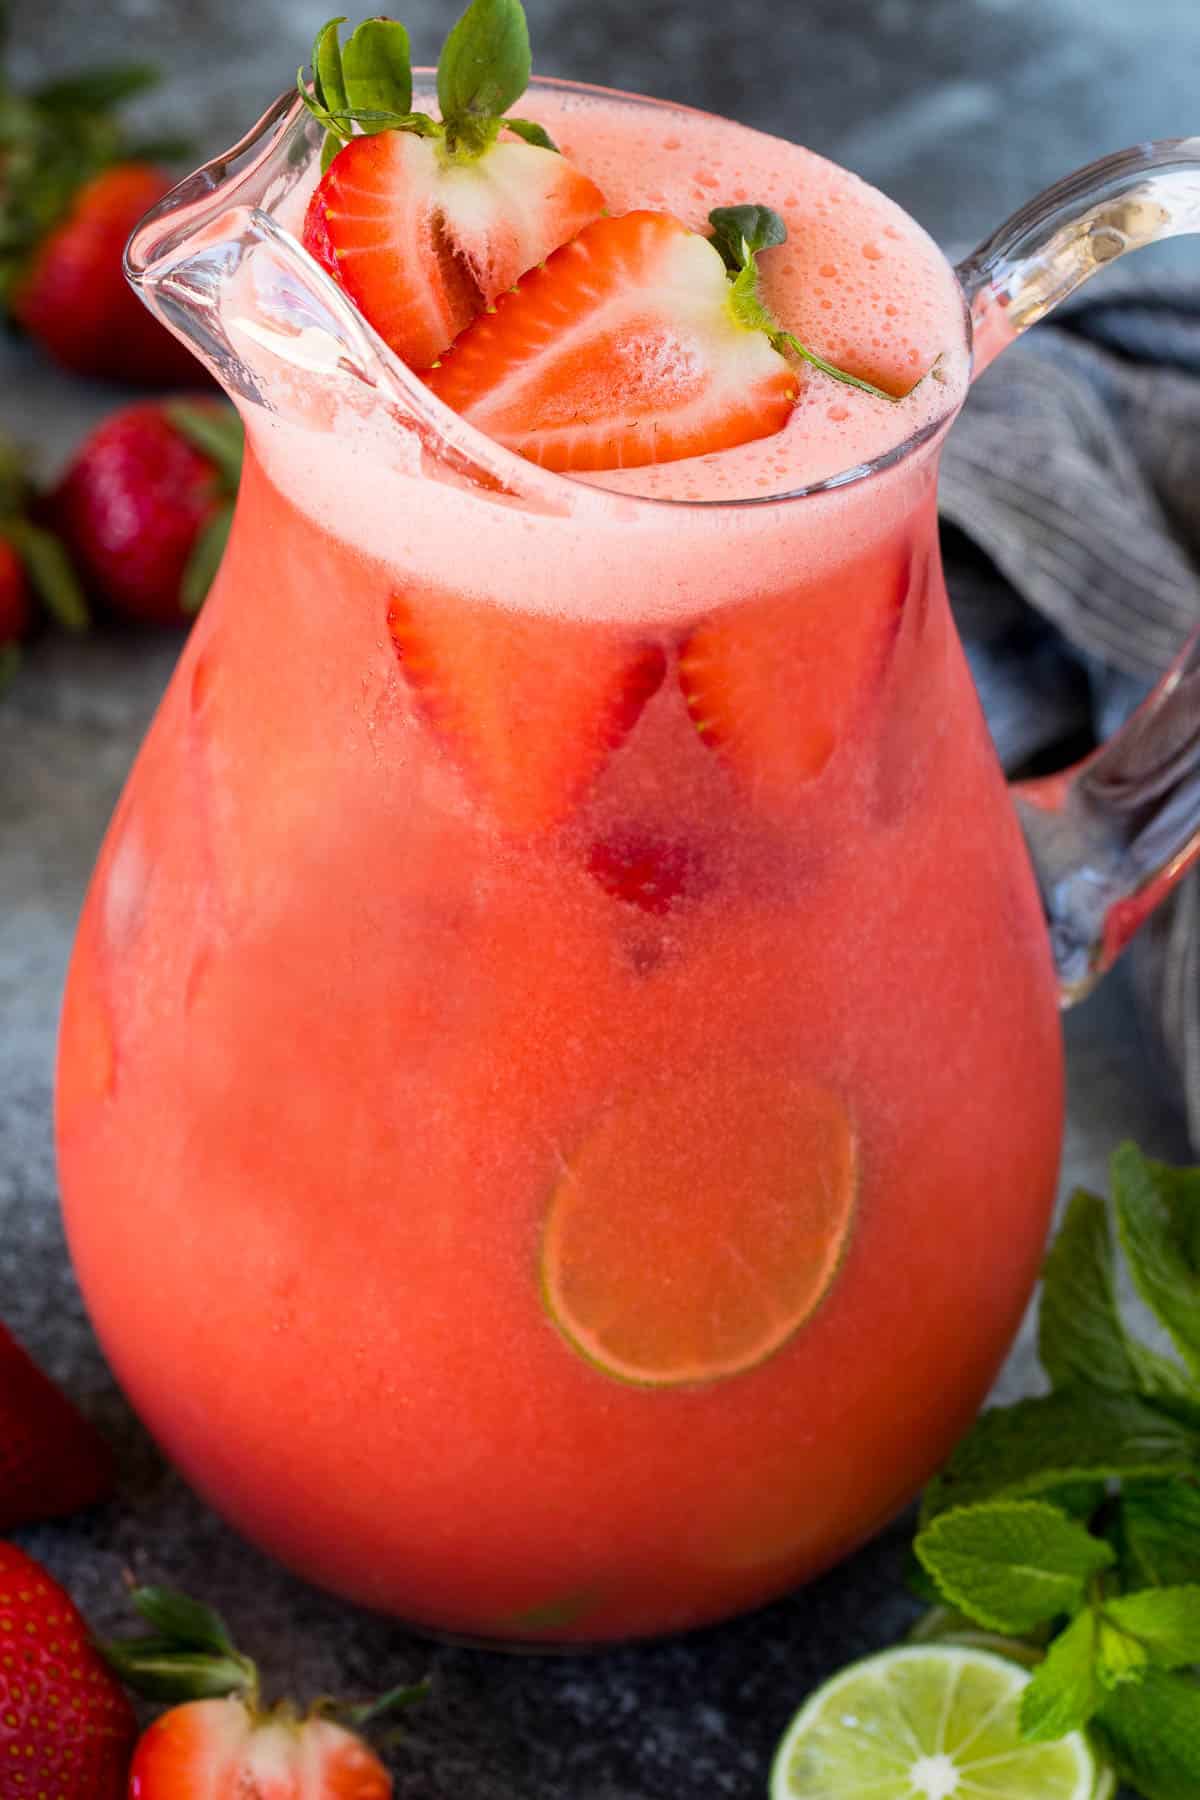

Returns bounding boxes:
[1,1,1197,1795]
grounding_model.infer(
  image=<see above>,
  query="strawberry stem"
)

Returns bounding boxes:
[299,1,559,169]
[708,204,930,405]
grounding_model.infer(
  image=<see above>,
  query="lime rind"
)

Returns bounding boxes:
[770,1645,1099,1800]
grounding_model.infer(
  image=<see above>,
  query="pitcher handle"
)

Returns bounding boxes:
[955,139,1200,1004]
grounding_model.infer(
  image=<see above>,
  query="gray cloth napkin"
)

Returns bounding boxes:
[938,272,1200,1150]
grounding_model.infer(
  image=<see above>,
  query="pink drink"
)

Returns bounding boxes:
[58,84,1062,1642]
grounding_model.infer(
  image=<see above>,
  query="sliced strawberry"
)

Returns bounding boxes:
[387,590,665,833]
[304,131,604,368]
[678,542,913,814]
[127,1697,392,1800]
[423,211,798,471]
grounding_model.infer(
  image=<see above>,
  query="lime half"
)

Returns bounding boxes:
[770,1646,1102,1800]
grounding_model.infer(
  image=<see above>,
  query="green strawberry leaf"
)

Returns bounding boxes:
[129,1587,237,1657]
[1114,1143,1200,1381]
[438,0,532,152]
[0,642,19,694]
[1019,1609,1102,1741]
[1039,1188,1141,1394]
[345,1676,432,1728]
[102,1638,255,1703]
[1118,1481,1200,1588]
[1102,1587,1200,1673]
[342,18,414,131]
[1094,1668,1200,1800]
[1,518,88,631]
[311,16,350,123]
[705,204,911,405]
[920,1388,1200,1524]
[165,403,243,492]
[503,115,558,151]
[32,65,160,115]
[180,503,234,615]
[914,1500,1114,1634]
[708,203,788,273]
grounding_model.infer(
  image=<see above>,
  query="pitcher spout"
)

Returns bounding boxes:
[124,90,552,504]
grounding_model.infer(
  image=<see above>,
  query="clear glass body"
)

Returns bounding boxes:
[58,85,1200,1647]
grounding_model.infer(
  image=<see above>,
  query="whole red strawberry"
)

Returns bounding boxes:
[0,1320,114,1530]
[52,402,243,625]
[0,1542,136,1799]
[13,163,202,386]
[104,1588,426,1799]
[0,53,203,385]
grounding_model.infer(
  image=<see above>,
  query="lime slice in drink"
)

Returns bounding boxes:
[539,1065,856,1387]
[770,1646,1102,1800]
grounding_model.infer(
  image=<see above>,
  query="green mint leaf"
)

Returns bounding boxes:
[130,1587,236,1656]
[1103,1587,1200,1672]
[1044,1479,1109,1521]
[708,203,787,273]
[1,519,88,631]
[342,18,413,131]
[438,0,531,138]
[920,1387,1200,1524]
[1114,1143,1200,1380]
[1096,1614,1152,1689]
[180,503,234,615]
[1119,1481,1200,1587]
[1039,1188,1140,1394]
[165,403,243,492]
[311,17,349,120]
[1019,1609,1101,1741]
[1095,1668,1200,1800]
[914,1500,1114,1634]
[503,115,558,151]
[905,1548,944,1606]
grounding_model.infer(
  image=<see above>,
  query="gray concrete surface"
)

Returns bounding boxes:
[1,1,1196,1794]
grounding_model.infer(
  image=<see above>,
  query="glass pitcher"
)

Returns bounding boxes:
[56,84,1200,1645]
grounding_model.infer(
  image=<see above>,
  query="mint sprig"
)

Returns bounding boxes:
[708,204,927,404]
[898,1143,1200,1800]
[299,0,558,173]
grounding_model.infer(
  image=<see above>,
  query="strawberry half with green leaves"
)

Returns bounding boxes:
[0,1319,114,1529]
[52,402,242,625]
[388,589,666,833]
[104,1586,426,1800]
[0,1543,136,1798]
[424,204,909,472]
[299,0,604,367]
[0,55,200,384]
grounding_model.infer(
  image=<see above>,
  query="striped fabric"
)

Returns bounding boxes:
[939,273,1200,1148]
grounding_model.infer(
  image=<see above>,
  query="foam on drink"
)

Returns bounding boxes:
[250,84,969,621]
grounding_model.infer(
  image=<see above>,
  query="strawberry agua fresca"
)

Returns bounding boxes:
[58,0,1063,1643]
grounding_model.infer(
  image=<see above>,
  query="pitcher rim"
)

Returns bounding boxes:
[125,74,971,512]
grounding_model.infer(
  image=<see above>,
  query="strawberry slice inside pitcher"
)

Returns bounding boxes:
[387,591,667,834]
